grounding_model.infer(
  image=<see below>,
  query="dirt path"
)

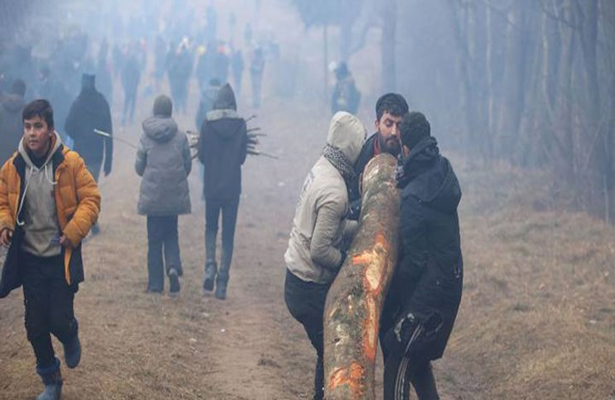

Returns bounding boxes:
[2,93,613,399]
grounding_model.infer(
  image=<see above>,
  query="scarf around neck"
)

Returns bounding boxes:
[323,144,356,186]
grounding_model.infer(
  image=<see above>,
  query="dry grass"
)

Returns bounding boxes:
[443,157,615,399]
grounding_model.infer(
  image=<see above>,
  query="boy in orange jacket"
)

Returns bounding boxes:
[0,99,101,400]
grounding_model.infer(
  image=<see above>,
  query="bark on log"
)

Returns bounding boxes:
[324,154,400,400]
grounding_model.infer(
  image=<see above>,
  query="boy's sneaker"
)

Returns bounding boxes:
[169,268,180,296]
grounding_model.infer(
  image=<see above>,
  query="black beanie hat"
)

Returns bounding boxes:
[401,112,431,150]
[153,94,173,117]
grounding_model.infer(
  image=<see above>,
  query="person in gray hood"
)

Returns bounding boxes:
[0,79,27,164]
[284,111,367,400]
[136,95,192,295]
[197,83,248,300]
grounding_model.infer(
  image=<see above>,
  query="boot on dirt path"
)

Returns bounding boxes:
[63,324,81,369]
[36,358,63,400]
[169,268,181,296]
[203,261,217,291]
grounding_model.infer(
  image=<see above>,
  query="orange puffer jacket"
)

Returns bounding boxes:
[0,141,101,297]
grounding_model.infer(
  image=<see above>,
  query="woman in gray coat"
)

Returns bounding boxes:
[136,95,192,295]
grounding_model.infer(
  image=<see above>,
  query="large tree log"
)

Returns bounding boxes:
[324,154,401,399]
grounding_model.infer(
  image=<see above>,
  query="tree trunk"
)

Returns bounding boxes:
[324,154,400,400]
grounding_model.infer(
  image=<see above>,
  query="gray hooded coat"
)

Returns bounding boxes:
[135,116,192,216]
[285,112,367,284]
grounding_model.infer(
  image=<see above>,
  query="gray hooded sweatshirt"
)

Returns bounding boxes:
[285,112,367,284]
[18,134,63,257]
[135,116,192,216]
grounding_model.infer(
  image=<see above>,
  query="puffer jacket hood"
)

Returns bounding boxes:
[18,130,63,171]
[2,94,25,113]
[399,136,461,214]
[326,111,367,165]
[142,116,178,143]
[213,83,237,111]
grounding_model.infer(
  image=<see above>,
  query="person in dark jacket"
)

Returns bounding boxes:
[0,99,101,400]
[65,74,112,235]
[96,39,114,112]
[37,68,70,145]
[65,74,113,182]
[231,49,244,96]
[331,62,360,115]
[250,47,265,108]
[197,83,247,300]
[135,95,192,295]
[121,49,141,125]
[381,112,463,400]
[348,92,408,220]
[0,79,27,164]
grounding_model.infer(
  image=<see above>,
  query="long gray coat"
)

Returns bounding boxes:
[135,116,192,216]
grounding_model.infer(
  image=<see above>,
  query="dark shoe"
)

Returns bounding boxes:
[37,359,63,400]
[169,268,180,296]
[214,286,226,300]
[214,280,227,300]
[63,331,81,369]
[203,261,217,292]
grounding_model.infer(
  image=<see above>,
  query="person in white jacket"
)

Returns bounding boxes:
[284,111,366,400]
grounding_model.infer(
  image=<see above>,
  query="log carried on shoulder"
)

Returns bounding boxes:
[324,154,401,400]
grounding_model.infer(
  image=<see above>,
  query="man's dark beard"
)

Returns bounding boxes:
[378,134,401,156]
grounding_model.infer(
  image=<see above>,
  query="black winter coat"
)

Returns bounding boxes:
[383,136,463,361]
[198,84,247,200]
[65,88,113,170]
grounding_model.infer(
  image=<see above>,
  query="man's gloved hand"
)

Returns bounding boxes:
[384,311,443,356]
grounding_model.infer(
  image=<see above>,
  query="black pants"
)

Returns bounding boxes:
[284,269,330,400]
[22,252,78,370]
[205,197,239,285]
[147,215,182,291]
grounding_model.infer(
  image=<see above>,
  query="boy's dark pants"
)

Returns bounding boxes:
[147,215,182,291]
[22,252,78,370]
[284,269,330,400]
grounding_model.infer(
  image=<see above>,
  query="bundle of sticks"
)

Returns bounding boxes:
[186,115,278,160]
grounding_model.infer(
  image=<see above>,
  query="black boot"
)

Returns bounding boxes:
[203,261,217,292]
[169,268,181,296]
[214,277,227,300]
[62,320,81,369]
[203,229,217,291]
[37,358,63,400]
[215,250,231,300]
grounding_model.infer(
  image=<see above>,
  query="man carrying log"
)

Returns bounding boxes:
[284,111,367,400]
[381,112,463,399]
[348,93,409,220]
